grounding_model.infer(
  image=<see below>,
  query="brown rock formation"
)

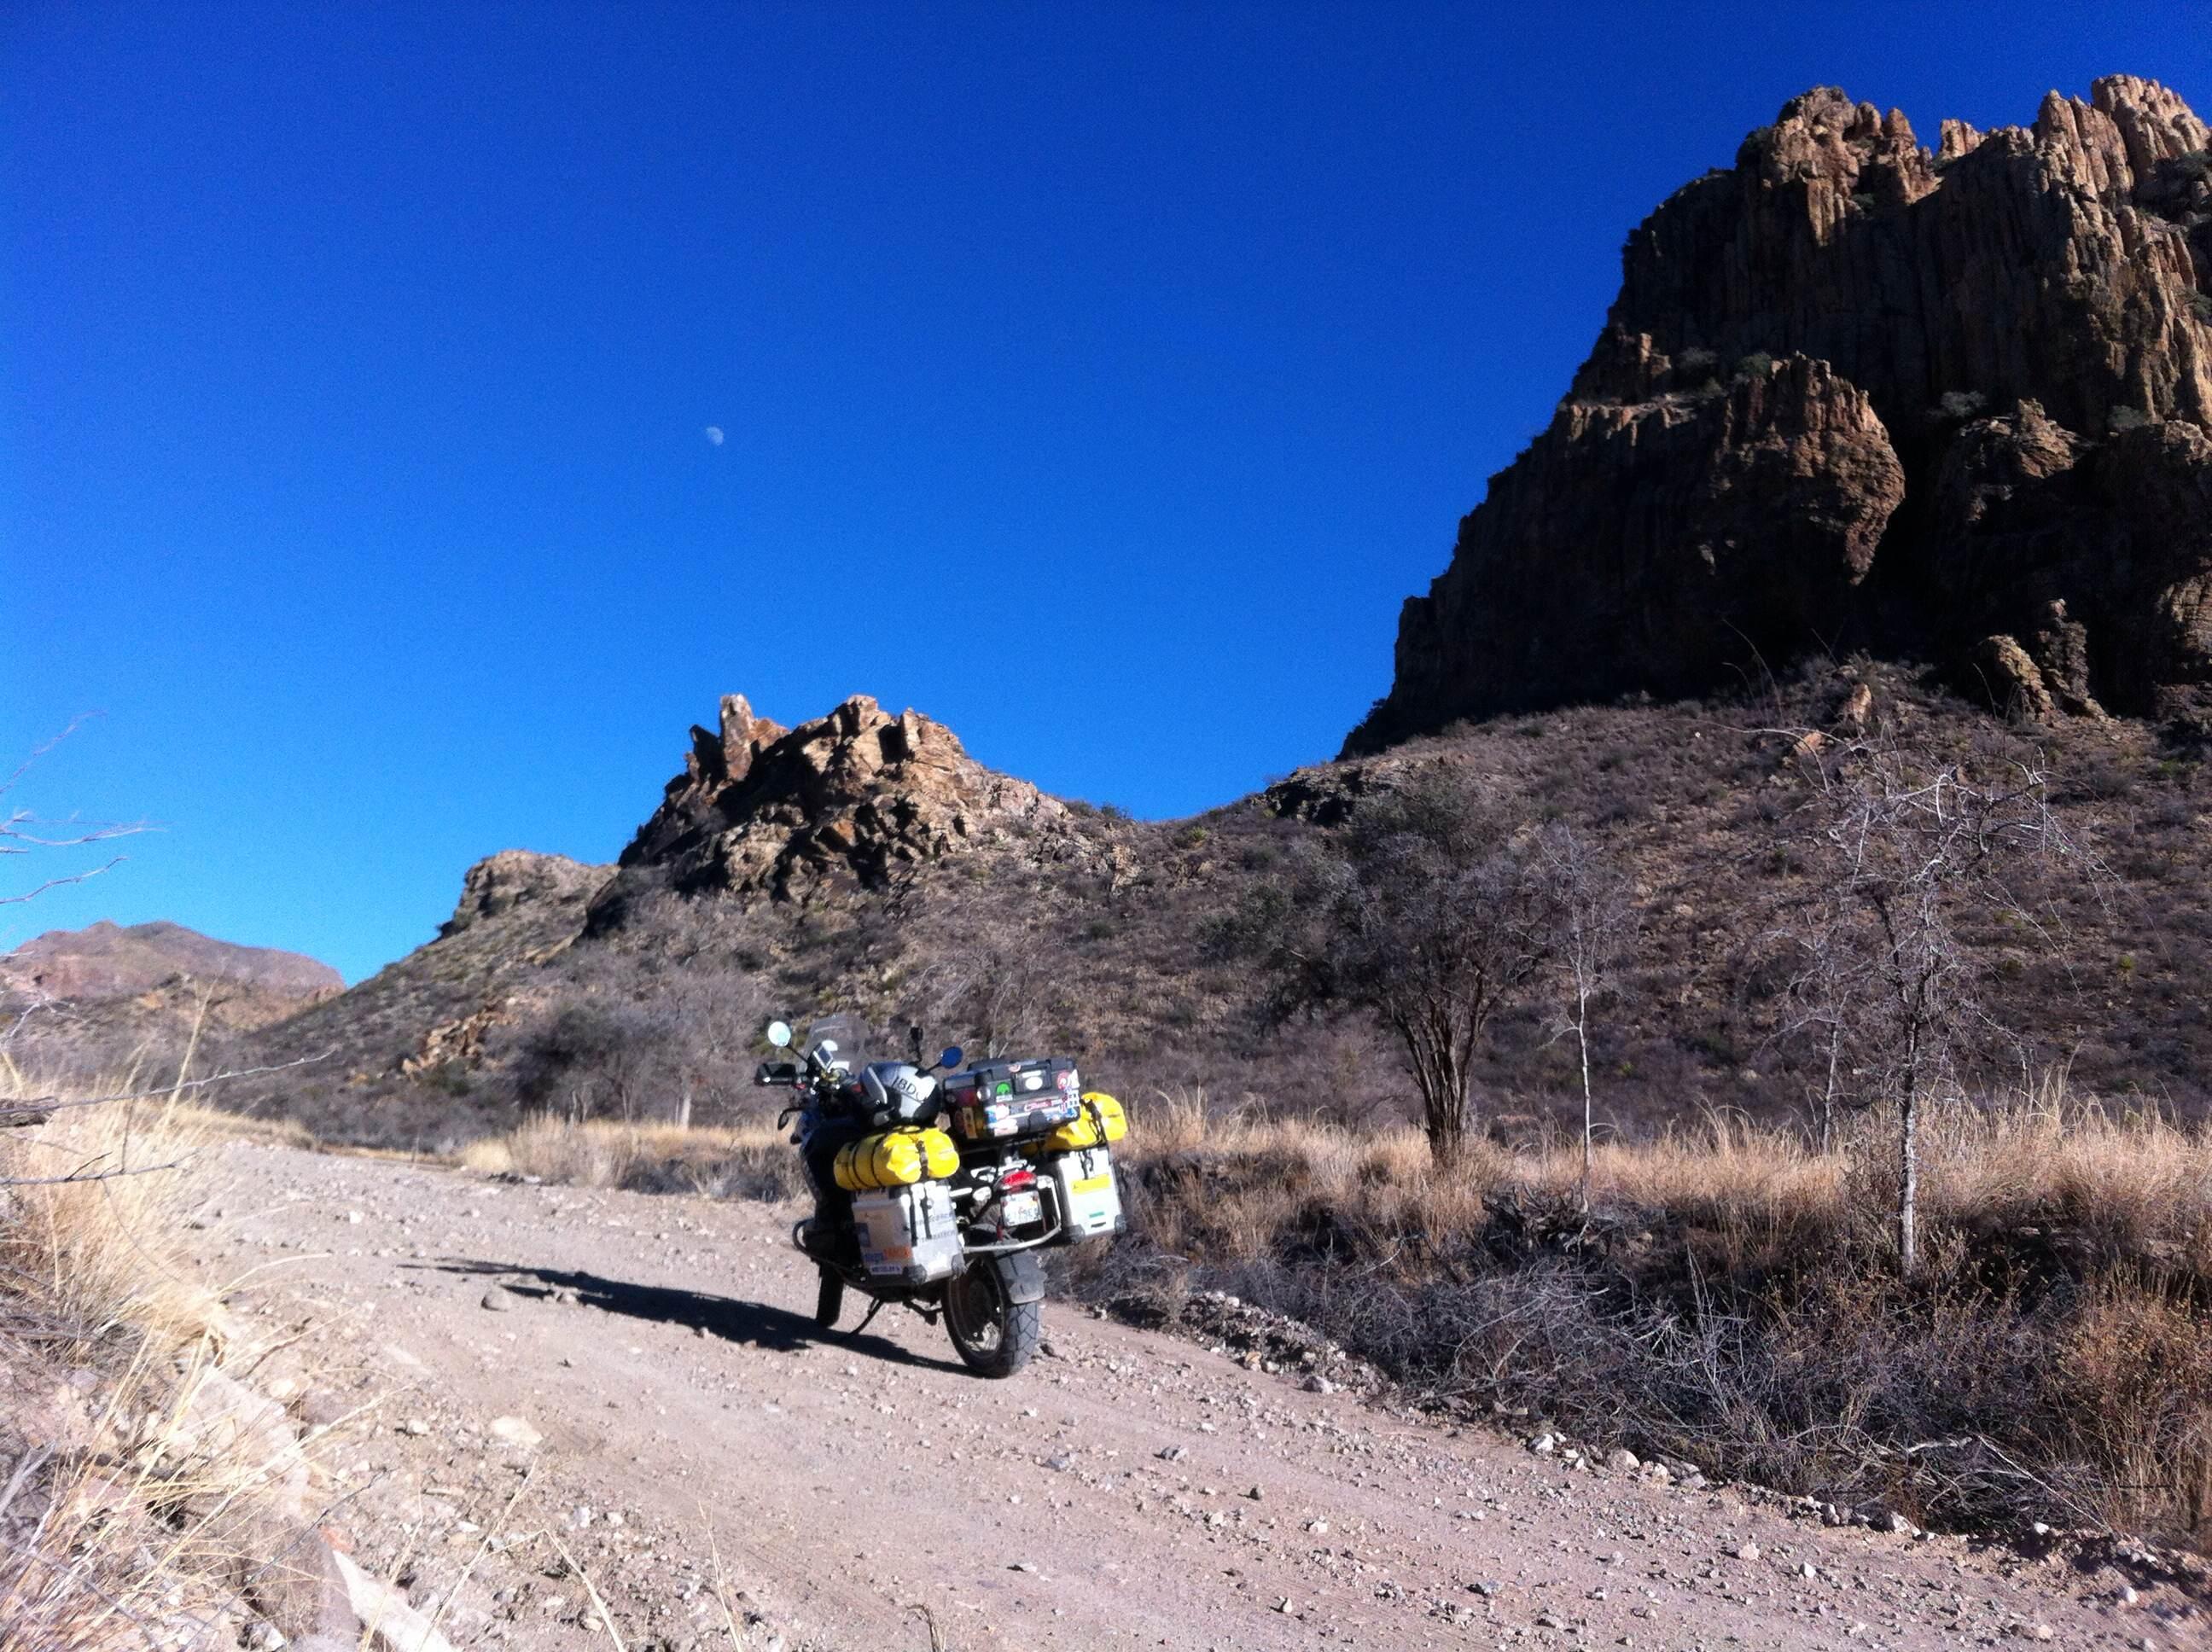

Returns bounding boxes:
[438,850,608,939]
[398,1003,512,1079]
[1355,76,2212,749]
[1972,633,2058,722]
[612,694,1078,903]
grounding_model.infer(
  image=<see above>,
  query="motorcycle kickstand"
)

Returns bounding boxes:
[849,1298,887,1337]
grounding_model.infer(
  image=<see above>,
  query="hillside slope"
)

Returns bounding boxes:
[3,918,341,1003]
[230,664,2209,1145]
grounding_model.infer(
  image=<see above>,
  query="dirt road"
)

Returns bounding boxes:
[193,1140,2197,1651]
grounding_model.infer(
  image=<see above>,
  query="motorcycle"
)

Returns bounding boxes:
[754,1017,1127,1377]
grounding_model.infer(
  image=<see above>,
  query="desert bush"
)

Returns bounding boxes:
[508,998,667,1120]
[1095,1083,2212,1546]
[1211,764,1561,1162]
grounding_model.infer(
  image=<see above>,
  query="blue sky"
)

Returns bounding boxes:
[6,3,2206,981]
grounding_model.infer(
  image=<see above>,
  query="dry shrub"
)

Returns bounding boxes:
[1103,1083,2212,1548]
[2052,1285,2212,1534]
[0,1087,224,1351]
[0,1071,270,1649]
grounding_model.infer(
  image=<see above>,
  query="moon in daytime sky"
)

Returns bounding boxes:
[704,426,725,446]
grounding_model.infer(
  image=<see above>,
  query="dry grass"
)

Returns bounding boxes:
[458,1114,806,1200]
[1120,1084,2212,1261]
[1105,1080,2212,1548]
[0,1076,226,1353]
[0,1065,329,1649]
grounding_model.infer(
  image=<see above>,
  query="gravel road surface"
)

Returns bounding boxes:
[195,1141,2201,1651]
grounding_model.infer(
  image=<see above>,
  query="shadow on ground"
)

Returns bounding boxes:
[415,1257,963,1373]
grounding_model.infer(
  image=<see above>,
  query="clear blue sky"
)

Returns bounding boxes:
[6,3,2205,982]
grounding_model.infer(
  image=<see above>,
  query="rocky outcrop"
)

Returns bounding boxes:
[398,1003,511,1079]
[611,693,1080,903]
[437,850,608,939]
[1355,76,2212,749]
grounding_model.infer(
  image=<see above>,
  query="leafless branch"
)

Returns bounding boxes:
[0,716,154,905]
[1,1156,186,1188]
[0,1049,338,1120]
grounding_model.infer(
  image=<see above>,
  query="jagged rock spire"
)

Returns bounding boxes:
[1353,75,2212,749]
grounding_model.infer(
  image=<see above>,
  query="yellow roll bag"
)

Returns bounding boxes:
[1034,1091,1127,1153]
[835,1126,959,1192]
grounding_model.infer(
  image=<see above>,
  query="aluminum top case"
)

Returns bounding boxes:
[941,1056,1083,1142]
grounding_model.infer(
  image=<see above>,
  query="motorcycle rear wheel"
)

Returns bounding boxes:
[944,1257,1041,1378]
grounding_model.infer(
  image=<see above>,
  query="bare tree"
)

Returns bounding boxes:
[1784,734,2087,1275]
[1536,823,1633,1211]
[662,966,769,1126]
[1214,764,1557,1164]
[1774,881,1866,1155]
[914,937,1057,1058]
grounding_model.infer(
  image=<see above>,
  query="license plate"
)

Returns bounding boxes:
[1000,1191,1042,1226]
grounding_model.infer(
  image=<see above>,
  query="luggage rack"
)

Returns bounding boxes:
[961,1178,1069,1255]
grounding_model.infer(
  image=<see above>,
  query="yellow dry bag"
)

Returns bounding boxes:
[834,1126,959,1192]
[1037,1091,1127,1153]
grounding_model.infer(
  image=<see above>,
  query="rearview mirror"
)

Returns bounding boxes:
[938,1045,963,1073]
[766,1021,792,1048]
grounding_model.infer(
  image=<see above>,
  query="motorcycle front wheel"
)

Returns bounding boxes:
[813,1267,845,1330]
[943,1256,1042,1378]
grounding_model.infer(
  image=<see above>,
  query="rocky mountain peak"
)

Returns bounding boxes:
[1353,75,2212,751]
[618,694,1076,900]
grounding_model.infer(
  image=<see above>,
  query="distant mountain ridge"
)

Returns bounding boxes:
[2,920,342,1004]
[1353,75,2212,750]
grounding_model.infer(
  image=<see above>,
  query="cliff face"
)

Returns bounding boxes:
[1355,76,2212,749]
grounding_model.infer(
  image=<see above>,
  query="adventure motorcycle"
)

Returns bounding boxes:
[755,1018,1127,1377]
